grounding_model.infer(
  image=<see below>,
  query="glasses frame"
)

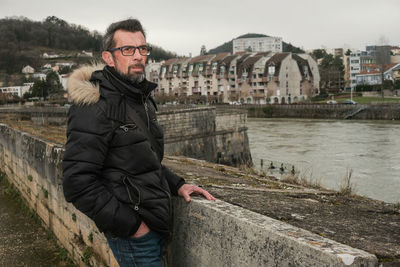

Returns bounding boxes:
[108,45,152,56]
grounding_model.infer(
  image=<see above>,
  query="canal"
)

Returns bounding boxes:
[247,118,400,203]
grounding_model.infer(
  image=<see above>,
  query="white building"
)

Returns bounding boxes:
[33,73,47,80]
[22,65,35,74]
[349,51,361,88]
[0,84,32,97]
[145,60,163,84]
[233,37,282,54]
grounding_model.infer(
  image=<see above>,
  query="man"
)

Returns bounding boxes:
[62,18,215,267]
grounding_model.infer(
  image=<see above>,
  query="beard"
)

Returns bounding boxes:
[116,63,146,84]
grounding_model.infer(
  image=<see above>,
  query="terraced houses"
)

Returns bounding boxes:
[147,52,320,104]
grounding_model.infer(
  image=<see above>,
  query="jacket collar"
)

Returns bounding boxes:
[66,64,157,105]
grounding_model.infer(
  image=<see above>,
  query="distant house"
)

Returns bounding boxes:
[0,83,32,97]
[42,53,60,59]
[33,73,47,81]
[22,65,35,74]
[78,50,93,57]
[355,63,400,86]
[391,46,400,56]
[55,62,74,68]
[60,74,69,90]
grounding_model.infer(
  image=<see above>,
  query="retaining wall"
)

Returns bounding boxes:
[246,104,400,120]
[0,106,252,167]
[0,124,378,266]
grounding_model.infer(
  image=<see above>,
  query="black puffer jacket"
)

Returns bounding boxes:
[62,65,185,237]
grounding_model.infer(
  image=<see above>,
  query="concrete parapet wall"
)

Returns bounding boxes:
[0,124,378,266]
[0,124,116,267]
[171,198,378,267]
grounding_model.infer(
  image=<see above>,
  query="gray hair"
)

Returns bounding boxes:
[102,18,146,51]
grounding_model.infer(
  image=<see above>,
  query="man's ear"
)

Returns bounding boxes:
[102,51,115,67]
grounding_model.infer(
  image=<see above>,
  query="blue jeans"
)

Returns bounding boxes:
[107,231,164,267]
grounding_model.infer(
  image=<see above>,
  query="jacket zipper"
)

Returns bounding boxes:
[122,176,141,211]
[142,94,150,130]
[120,123,137,132]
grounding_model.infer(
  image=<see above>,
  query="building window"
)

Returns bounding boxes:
[220,66,225,75]
[198,63,203,72]
[268,66,275,75]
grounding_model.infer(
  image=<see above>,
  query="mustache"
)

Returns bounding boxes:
[128,63,145,71]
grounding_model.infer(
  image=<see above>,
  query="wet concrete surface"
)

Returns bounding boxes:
[0,178,74,267]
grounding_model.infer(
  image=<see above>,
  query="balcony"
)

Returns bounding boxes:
[252,92,266,98]
[192,87,201,93]
[262,76,277,82]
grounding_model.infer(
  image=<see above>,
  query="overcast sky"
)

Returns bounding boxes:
[1,0,399,56]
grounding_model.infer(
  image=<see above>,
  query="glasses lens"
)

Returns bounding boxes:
[138,46,150,56]
[121,46,136,56]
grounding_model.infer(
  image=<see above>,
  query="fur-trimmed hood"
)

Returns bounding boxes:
[67,64,157,106]
[66,64,104,105]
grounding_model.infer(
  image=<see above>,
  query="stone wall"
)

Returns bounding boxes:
[0,124,378,266]
[0,106,252,167]
[0,125,115,267]
[159,107,252,167]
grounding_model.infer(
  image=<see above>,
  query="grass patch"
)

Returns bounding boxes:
[0,114,66,144]
[82,246,94,266]
[0,169,76,266]
[88,232,93,243]
[41,186,49,198]
[338,168,356,196]
[0,170,41,223]
[280,169,322,189]
[350,96,400,104]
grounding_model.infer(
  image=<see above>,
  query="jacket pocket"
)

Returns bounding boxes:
[122,175,141,211]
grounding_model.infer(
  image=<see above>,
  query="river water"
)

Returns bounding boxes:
[247,118,400,203]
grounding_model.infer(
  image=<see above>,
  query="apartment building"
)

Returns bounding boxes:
[262,53,316,104]
[233,37,282,54]
[156,52,319,104]
[349,51,362,89]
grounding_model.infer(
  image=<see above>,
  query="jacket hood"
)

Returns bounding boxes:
[67,63,104,105]
[67,64,157,105]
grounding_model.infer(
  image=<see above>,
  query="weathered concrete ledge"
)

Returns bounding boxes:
[171,198,377,267]
[0,124,379,266]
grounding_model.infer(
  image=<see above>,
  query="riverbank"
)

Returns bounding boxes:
[216,103,400,120]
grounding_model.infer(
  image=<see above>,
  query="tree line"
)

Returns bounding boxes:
[0,16,177,75]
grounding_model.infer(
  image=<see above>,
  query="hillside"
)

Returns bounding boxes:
[208,33,304,54]
[0,16,177,76]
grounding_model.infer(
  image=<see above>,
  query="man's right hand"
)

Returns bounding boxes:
[132,221,150,238]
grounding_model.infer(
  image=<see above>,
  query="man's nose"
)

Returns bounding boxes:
[132,48,143,60]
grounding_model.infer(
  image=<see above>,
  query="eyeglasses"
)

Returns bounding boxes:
[108,45,152,56]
